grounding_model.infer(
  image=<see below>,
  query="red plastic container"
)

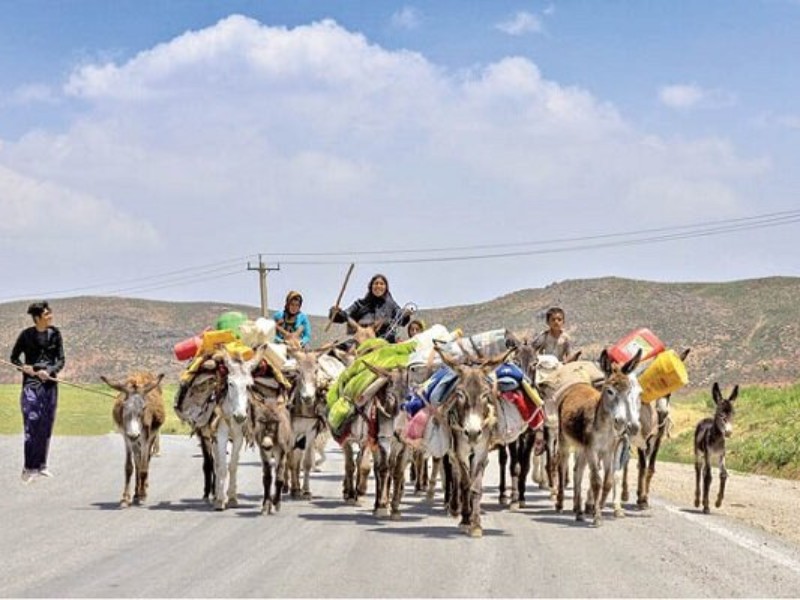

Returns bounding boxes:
[174,335,202,361]
[607,327,665,365]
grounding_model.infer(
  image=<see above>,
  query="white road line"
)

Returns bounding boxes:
[660,502,800,575]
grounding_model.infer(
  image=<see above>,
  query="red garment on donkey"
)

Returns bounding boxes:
[500,390,544,429]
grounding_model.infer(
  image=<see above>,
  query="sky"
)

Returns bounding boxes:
[1,0,799,316]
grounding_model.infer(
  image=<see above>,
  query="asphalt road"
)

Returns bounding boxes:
[2,434,800,598]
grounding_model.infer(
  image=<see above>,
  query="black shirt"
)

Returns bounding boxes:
[10,326,65,384]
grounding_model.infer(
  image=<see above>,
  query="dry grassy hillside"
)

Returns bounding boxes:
[1,276,798,387]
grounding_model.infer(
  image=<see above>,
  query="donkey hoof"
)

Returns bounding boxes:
[119,499,130,508]
[469,527,483,538]
[458,522,470,532]
[715,499,723,508]
[227,498,239,508]
[519,500,527,509]
[614,508,626,518]
[214,502,225,512]
[498,495,510,506]
[637,500,649,510]
[509,501,521,512]
[373,507,390,518]
[302,491,312,500]
[390,511,402,521]
[345,498,357,506]
[694,499,700,508]
[425,493,435,504]
[621,491,629,502]
[575,513,585,522]
[261,503,272,516]
[592,517,602,528]
[703,506,710,514]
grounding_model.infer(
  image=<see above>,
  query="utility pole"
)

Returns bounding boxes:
[247,255,280,317]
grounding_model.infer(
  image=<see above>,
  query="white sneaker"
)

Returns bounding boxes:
[21,470,38,483]
[38,468,54,478]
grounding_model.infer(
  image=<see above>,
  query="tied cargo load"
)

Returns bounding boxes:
[607,327,665,365]
[638,348,689,402]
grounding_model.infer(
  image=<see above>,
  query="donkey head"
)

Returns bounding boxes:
[288,348,320,407]
[599,349,643,435]
[436,346,511,446]
[222,347,264,424]
[347,315,384,345]
[711,381,738,438]
[508,334,537,381]
[363,361,408,418]
[103,373,164,441]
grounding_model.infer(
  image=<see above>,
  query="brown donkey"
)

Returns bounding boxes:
[103,372,166,507]
[555,349,642,526]
[694,382,738,514]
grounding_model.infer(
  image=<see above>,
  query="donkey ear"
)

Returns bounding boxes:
[599,349,612,374]
[101,375,126,393]
[434,343,461,371]
[621,348,643,375]
[679,347,691,362]
[142,373,166,396]
[729,384,739,402]
[712,382,722,404]
[505,331,520,349]
[566,350,582,363]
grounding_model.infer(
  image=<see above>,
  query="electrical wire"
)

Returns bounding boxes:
[1,209,797,300]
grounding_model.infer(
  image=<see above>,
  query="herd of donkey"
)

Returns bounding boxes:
[102,318,738,539]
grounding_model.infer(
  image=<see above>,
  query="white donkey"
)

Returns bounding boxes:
[213,347,263,511]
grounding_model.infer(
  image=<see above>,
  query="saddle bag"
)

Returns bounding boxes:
[423,413,451,458]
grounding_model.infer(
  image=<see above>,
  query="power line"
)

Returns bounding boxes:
[274,212,800,265]
[0,254,256,302]
[1,209,797,301]
[259,209,800,258]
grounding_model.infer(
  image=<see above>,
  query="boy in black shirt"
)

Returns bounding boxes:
[10,301,65,482]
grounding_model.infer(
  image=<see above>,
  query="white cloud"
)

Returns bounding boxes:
[4,84,57,106]
[0,15,780,309]
[391,6,421,30]
[0,165,159,249]
[495,11,543,36]
[659,83,736,110]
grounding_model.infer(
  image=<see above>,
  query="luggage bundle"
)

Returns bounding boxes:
[493,363,544,440]
[326,339,417,437]
[608,328,689,402]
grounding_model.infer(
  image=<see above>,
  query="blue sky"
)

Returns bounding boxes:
[1,1,799,316]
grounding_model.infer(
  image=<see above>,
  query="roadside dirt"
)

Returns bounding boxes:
[640,461,800,547]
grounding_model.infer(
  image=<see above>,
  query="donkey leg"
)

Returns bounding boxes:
[260,447,274,515]
[509,442,521,511]
[572,451,587,521]
[497,444,509,505]
[301,443,315,499]
[426,456,440,503]
[390,446,408,520]
[342,443,356,504]
[121,446,133,508]
[716,456,728,508]
[694,455,703,509]
[702,463,713,514]
[373,447,391,518]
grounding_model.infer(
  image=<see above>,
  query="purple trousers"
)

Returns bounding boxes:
[20,381,58,471]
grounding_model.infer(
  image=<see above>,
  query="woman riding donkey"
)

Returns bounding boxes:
[274,290,312,348]
[329,273,414,346]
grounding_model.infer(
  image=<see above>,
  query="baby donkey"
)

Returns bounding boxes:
[694,382,738,514]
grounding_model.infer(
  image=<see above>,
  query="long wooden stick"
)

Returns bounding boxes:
[325,263,355,332]
[0,358,118,398]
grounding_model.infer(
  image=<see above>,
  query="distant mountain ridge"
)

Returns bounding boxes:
[1,276,798,388]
